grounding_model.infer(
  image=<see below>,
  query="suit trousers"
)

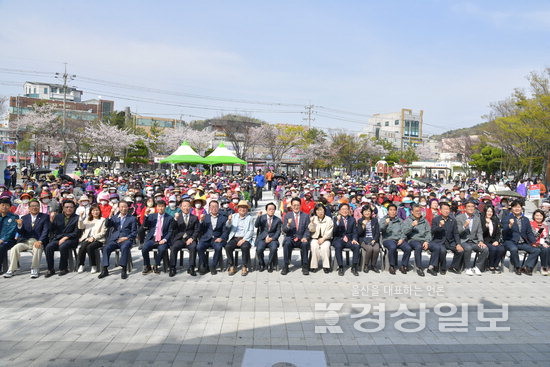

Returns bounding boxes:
[454,241,489,269]
[428,241,446,269]
[170,239,196,268]
[310,239,331,269]
[142,240,169,267]
[197,238,226,269]
[383,239,412,268]
[77,240,103,266]
[225,237,251,267]
[255,238,279,267]
[9,238,42,271]
[539,246,550,268]
[405,240,424,268]
[101,239,133,268]
[360,240,380,268]
[282,237,309,267]
[504,240,541,269]
[333,238,360,267]
[487,243,506,268]
[45,238,78,271]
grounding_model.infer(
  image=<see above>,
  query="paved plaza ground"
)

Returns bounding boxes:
[0,192,548,367]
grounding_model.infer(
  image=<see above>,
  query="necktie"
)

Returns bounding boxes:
[155,215,163,242]
[268,216,272,231]
[120,216,125,230]
[343,217,348,230]
[184,214,189,226]
[31,218,35,228]
[64,216,69,226]
[294,214,299,230]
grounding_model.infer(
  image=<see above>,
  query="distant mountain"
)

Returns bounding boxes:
[431,121,490,140]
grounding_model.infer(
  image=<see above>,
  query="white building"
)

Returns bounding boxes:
[23,82,83,102]
[366,108,423,149]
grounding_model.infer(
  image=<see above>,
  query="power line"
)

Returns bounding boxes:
[302,104,315,128]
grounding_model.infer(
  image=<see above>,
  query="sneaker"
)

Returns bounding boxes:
[30,269,39,278]
[90,266,98,274]
[77,265,85,273]
[465,268,474,276]
[473,267,482,276]
[3,270,14,278]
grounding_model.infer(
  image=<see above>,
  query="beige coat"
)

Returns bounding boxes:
[308,215,334,241]
[78,217,107,242]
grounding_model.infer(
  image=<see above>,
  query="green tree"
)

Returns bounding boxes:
[469,145,503,175]
[124,139,149,165]
[103,111,126,129]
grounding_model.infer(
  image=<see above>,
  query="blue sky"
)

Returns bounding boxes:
[0,0,548,134]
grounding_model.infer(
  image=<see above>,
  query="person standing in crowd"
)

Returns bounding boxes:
[252,170,265,208]
[265,169,274,191]
[357,206,380,273]
[255,202,282,273]
[481,206,504,273]
[3,167,11,189]
[281,197,311,275]
[44,200,80,277]
[98,200,137,279]
[76,204,107,274]
[308,203,333,273]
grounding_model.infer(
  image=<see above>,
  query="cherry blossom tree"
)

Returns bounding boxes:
[159,127,215,155]
[84,121,140,168]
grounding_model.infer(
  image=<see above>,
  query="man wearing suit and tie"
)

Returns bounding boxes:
[502,199,539,275]
[4,199,50,278]
[45,200,81,277]
[428,202,460,276]
[141,200,174,275]
[196,200,229,275]
[169,199,199,277]
[98,200,137,279]
[255,202,282,273]
[281,197,311,275]
[455,200,489,275]
[332,203,360,276]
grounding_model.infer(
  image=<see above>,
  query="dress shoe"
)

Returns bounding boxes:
[45,270,55,278]
[389,266,396,275]
[142,265,152,275]
[188,268,197,276]
[198,266,208,275]
[153,266,161,274]
[98,267,109,279]
[399,266,408,274]
[281,266,289,275]
[310,268,319,273]
[267,265,273,273]
[417,268,425,277]
[440,269,447,275]
[228,266,237,276]
[210,267,217,275]
[514,267,522,275]
[169,268,176,277]
[121,267,128,279]
[372,267,380,273]
[363,266,369,273]
[258,265,265,272]
[302,267,309,275]
[524,267,533,276]
[427,267,438,276]
[338,266,344,276]
[323,268,331,274]
[58,269,69,276]
[448,267,461,274]
[351,266,359,276]
[241,266,249,276]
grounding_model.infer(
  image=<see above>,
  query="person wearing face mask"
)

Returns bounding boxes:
[76,195,92,219]
[165,195,182,218]
[97,192,112,218]
[228,194,240,213]
[191,196,207,218]
[14,193,32,217]
[109,193,120,214]
[39,191,54,214]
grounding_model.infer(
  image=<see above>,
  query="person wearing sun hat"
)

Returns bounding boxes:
[14,192,33,217]
[225,200,255,276]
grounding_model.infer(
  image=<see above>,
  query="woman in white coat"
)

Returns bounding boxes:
[309,204,334,273]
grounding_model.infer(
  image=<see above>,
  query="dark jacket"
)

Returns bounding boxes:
[430,215,460,250]
[332,215,358,242]
[143,212,174,244]
[106,214,138,242]
[199,214,229,242]
[255,214,282,242]
[357,218,380,243]
[174,212,199,242]
[480,216,501,244]
[50,213,80,242]
[282,211,311,240]
[17,212,50,243]
[501,213,536,244]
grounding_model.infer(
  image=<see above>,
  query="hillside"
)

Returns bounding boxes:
[431,121,490,139]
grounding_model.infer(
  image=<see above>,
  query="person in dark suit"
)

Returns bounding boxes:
[141,200,174,275]
[456,201,489,275]
[44,200,81,277]
[170,199,199,277]
[357,206,380,273]
[332,203,360,276]
[428,202,460,276]
[281,197,311,275]
[4,199,50,278]
[98,200,137,279]
[0,197,20,274]
[502,199,539,275]
[254,202,282,272]
[481,205,504,273]
[196,200,229,275]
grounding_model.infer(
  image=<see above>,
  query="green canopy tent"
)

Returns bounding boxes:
[203,142,247,165]
[159,141,206,164]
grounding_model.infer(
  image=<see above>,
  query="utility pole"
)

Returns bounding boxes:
[303,104,315,128]
[55,63,76,165]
